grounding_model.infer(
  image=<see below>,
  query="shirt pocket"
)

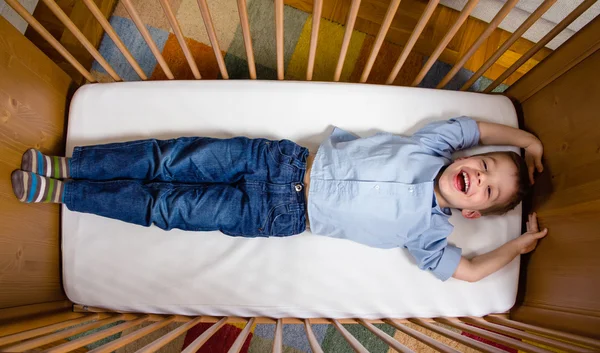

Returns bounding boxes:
[344,180,433,236]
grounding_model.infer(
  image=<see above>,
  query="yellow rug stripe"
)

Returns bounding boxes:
[287,15,365,82]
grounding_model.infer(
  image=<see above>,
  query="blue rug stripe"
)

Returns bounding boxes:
[92,16,169,81]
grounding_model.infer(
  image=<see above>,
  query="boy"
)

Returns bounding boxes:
[11,117,547,282]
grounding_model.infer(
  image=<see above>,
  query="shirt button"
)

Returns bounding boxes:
[374,185,380,190]
[295,184,303,192]
[409,187,414,193]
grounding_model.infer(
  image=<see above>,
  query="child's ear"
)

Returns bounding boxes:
[462,209,481,219]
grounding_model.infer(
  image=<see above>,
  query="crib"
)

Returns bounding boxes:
[1,0,599,352]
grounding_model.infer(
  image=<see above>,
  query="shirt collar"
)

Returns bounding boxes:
[432,192,452,216]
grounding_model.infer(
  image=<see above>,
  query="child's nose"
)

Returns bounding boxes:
[477,171,485,186]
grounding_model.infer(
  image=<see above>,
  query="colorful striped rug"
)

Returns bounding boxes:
[91,0,508,92]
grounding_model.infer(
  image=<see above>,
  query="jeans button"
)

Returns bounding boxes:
[295,184,303,192]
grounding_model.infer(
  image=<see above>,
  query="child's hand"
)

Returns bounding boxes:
[524,139,544,184]
[515,212,548,254]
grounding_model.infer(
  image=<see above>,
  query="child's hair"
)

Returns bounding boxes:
[480,151,531,216]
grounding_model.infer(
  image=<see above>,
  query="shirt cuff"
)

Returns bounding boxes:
[452,116,480,150]
[431,244,462,281]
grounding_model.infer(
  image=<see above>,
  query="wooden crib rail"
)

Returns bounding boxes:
[2,307,599,353]
[4,0,597,89]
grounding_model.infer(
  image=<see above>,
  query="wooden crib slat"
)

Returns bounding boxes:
[137,316,207,353]
[44,315,149,353]
[436,0,519,89]
[178,317,228,353]
[81,0,146,80]
[359,319,412,353]
[121,0,174,79]
[237,0,257,79]
[436,318,554,353]
[332,319,370,353]
[460,0,557,91]
[304,320,325,353]
[272,319,283,353]
[71,307,407,324]
[484,0,596,93]
[195,0,229,79]
[307,0,323,80]
[159,0,201,79]
[386,0,439,85]
[275,0,285,80]
[0,314,98,346]
[485,316,600,350]
[88,316,178,353]
[385,319,460,353]
[39,0,121,81]
[411,0,479,87]
[334,0,361,82]
[227,318,255,353]
[0,315,126,352]
[461,317,594,353]
[3,0,96,82]
[409,318,505,353]
[359,0,402,83]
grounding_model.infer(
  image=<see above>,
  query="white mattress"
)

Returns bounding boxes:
[63,81,521,319]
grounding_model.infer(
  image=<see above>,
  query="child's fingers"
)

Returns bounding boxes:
[533,228,548,239]
[536,159,544,173]
[528,166,535,185]
[531,213,539,232]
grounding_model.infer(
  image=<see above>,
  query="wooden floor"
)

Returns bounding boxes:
[285,0,553,85]
[24,0,118,85]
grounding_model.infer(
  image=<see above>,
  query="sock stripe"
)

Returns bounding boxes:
[19,172,29,202]
[35,175,46,203]
[41,176,51,201]
[53,156,60,178]
[62,157,68,178]
[54,180,62,203]
[30,150,37,175]
[45,155,52,178]
[36,150,44,175]
[46,178,55,203]
[27,174,38,202]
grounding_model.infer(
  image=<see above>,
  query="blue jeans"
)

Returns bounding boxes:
[64,137,308,237]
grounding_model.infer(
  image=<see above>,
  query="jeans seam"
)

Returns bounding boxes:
[81,140,150,151]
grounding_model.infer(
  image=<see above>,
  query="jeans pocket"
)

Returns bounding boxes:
[261,204,297,237]
[267,140,306,169]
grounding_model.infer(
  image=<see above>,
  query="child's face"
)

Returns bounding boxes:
[437,153,518,218]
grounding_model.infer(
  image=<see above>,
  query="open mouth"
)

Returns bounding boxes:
[455,170,470,194]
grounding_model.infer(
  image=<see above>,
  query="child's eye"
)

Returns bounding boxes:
[487,186,491,197]
[483,160,488,171]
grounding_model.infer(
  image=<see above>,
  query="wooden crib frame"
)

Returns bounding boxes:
[1,0,599,352]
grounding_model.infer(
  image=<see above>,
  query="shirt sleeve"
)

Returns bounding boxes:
[410,116,480,159]
[403,214,462,281]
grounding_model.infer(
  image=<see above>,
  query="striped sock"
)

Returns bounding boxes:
[11,171,65,204]
[21,149,70,178]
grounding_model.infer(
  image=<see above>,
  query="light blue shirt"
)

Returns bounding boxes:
[308,117,481,281]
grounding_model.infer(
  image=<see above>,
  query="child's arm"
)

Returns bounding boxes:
[477,121,544,184]
[452,213,548,282]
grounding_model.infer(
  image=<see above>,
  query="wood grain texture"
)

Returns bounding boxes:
[506,16,600,103]
[285,0,552,85]
[0,16,72,309]
[24,0,118,84]
[511,24,600,338]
